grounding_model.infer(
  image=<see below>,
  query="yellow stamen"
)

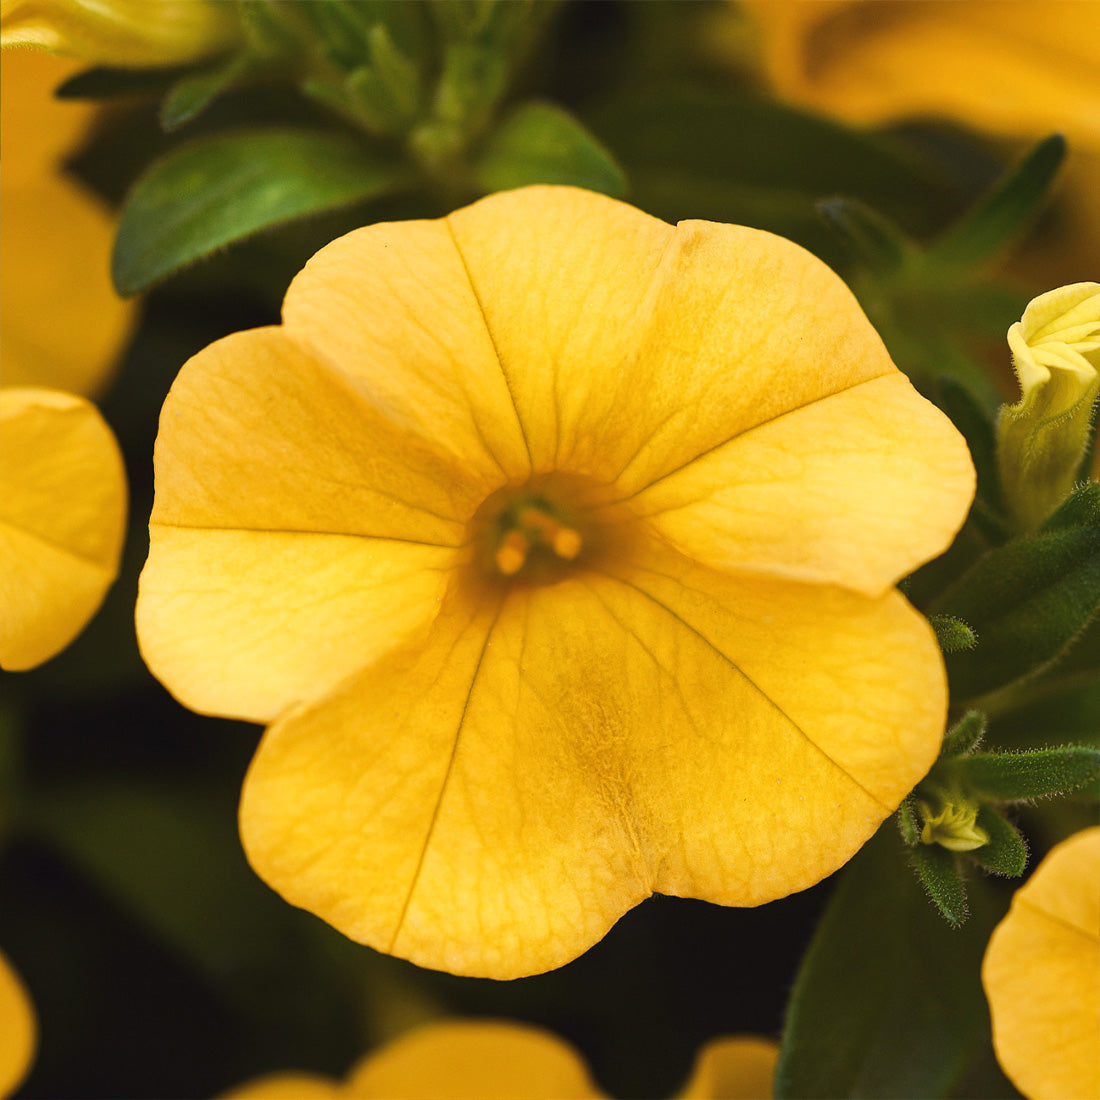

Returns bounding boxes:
[495,531,528,576]
[552,527,582,560]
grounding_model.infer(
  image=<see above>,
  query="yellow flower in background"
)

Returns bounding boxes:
[982,826,1100,1100]
[223,1020,778,1100]
[0,49,136,398]
[137,185,974,978]
[735,0,1100,285]
[0,0,239,68]
[997,282,1100,529]
[0,387,127,670]
[737,1,1100,144]
[0,949,35,1099]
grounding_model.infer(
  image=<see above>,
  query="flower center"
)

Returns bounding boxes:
[465,473,635,590]
[492,500,583,576]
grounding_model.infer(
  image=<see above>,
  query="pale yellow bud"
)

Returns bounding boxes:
[1,0,240,68]
[997,282,1100,529]
[917,796,989,853]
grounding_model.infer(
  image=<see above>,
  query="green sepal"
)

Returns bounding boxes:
[1041,481,1100,532]
[910,842,969,926]
[927,135,1066,270]
[932,524,1100,700]
[951,745,1100,801]
[970,807,1028,877]
[472,101,627,197]
[897,797,922,846]
[775,825,1002,1099]
[160,54,252,131]
[112,128,409,295]
[817,196,913,276]
[940,710,987,758]
[929,614,979,655]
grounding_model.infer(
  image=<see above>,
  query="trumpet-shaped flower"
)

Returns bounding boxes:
[0,949,35,1099]
[735,1,1100,285]
[997,282,1100,529]
[0,49,136,397]
[137,186,974,978]
[1,0,239,67]
[737,0,1100,145]
[982,826,1100,1100]
[1,387,127,670]
[222,1020,778,1100]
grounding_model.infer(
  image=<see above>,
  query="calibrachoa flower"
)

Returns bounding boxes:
[997,282,1100,530]
[737,0,1100,145]
[0,0,239,68]
[222,1020,778,1100]
[136,186,974,978]
[0,948,35,1099]
[982,826,1100,1100]
[734,0,1100,285]
[0,49,136,397]
[0,387,127,670]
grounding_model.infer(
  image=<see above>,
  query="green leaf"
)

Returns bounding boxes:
[941,710,987,758]
[897,798,921,846]
[970,807,1028,876]
[934,376,1003,518]
[112,128,408,295]
[953,745,1100,801]
[473,101,626,197]
[160,55,250,131]
[932,525,1100,699]
[929,614,979,655]
[911,842,969,926]
[928,135,1066,269]
[817,197,912,275]
[1041,482,1100,532]
[775,825,1003,1098]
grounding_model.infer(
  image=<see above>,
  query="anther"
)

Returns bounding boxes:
[495,531,529,576]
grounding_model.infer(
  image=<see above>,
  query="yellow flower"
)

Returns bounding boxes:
[136,185,975,978]
[222,1020,778,1100]
[982,826,1100,1100]
[0,387,127,670]
[0,949,36,1099]
[997,282,1100,529]
[737,0,1100,145]
[0,49,136,398]
[1,0,239,68]
[734,0,1100,285]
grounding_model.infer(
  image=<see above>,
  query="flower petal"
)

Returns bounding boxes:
[629,373,975,594]
[982,826,1100,1100]
[444,186,675,476]
[677,1035,778,1100]
[240,544,943,978]
[137,528,454,722]
[0,387,126,670]
[0,949,36,1100]
[281,219,531,484]
[345,1020,604,1100]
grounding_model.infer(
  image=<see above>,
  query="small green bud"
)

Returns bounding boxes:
[916,793,989,852]
[997,282,1100,530]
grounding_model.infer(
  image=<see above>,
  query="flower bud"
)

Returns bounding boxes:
[917,792,989,852]
[997,282,1100,529]
[1,0,240,68]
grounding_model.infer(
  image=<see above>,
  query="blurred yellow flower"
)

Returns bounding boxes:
[137,185,974,978]
[0,49,136,397]
[997,282,1100,528]
[0,949,35,1099]
[1,0,239,67]
[223,1020,778,1100]
[982,826,1100,1100]
[0,387,127,670]
[735,0,1100,285]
